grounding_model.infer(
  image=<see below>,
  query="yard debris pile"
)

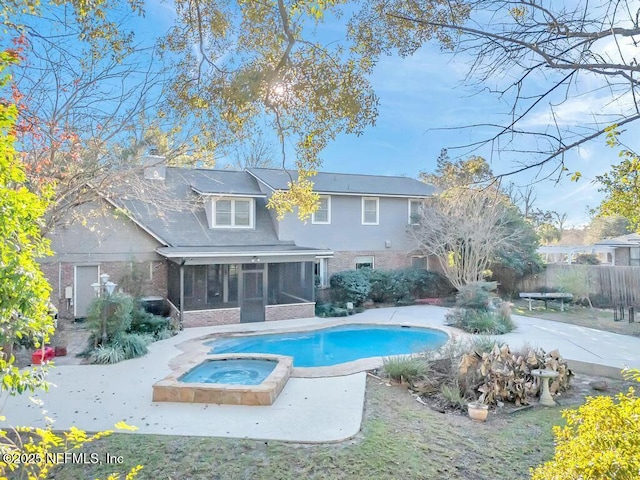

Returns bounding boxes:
[396,341,573,411]
[459,344,572,406]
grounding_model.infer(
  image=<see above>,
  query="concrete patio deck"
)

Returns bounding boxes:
[1,305,639,443]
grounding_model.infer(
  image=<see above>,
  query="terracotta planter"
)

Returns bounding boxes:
[467,402,489,421]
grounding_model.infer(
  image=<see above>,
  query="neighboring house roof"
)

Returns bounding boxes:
[247,168,436,197]
[594,233,640,247]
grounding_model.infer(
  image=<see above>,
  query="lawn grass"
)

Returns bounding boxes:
[50,378,564,480]
[512,300,640,337]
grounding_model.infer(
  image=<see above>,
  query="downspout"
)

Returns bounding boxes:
[179,259,185,327]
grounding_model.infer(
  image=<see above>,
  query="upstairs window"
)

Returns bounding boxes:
[212,198,253,228]
[312,196,331,224]
[409,199,423,225]
[362,197,379,225]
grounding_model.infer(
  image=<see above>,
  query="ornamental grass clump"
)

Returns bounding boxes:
[445,282,516,334]
[383,356,428,384]
[531,369,640,480]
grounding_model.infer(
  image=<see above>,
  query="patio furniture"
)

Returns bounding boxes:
[614,305,635,323]
[519,292,574,312]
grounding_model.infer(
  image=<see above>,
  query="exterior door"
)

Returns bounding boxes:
[241,271,265,323]
[74,265,99,318]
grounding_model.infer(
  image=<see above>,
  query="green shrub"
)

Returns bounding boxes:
[330,270,370,306]
[383,356,427,383]
[86,293,134,344]
[440,382,468,410]
[315,303,332,316]
[455,281,498,310]
[362,269,393,303]
[114,332,153,359]
[445,308,516,334]
[531,369,640,480]
[90,344,125,364]
[470,336,505,353]
[403,268,453,298]
[155,328,175,341]
[130,307,169,336]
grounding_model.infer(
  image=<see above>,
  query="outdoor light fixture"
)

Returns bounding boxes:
[92,272,117,345]
[251,256,261,263]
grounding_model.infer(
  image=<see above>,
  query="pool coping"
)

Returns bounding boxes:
[172,319,454,378]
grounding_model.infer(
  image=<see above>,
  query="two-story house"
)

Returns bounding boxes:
[40,159,435,327]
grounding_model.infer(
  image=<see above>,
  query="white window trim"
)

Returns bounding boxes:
[408,199,422,225]
[355,255,375,269]
[411,255,429,269]
[361,197,379,225]
[312,195,331,224]
[212,198,254,229]
[316,258,329,288]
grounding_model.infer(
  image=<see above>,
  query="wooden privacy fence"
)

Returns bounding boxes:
[515,265,640,305]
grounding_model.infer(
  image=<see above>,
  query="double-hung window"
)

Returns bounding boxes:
[409,199,423,225]
[312,196,331,224]
[362,197,379,225]
[213,198,253,228]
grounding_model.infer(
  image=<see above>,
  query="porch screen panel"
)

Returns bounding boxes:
[228,265,239,302]
[269,262,314,304]
[207,265,223,305]
[168,262,180,308]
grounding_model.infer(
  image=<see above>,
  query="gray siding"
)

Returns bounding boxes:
[44,201,163,263]
[278,195,416,251]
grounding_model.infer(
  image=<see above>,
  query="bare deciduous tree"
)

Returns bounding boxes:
[227,136,277,170]
[9,7,200,234]
[383,0,640,178]
[408,188,529,289]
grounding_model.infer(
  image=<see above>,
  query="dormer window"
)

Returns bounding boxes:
[211,198,254,228]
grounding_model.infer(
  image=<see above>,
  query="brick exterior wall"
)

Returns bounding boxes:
[40,260,168,320]
[182,308,241,327]
[265,303,315,322]
[328,251,412,277]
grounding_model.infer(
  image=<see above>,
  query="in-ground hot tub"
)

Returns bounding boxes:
[152,354,292,405]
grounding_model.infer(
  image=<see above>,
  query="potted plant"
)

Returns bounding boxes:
[467,401,489,421]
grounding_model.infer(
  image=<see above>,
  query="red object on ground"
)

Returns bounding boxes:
[31,346,55,365]
[415,298,443,306]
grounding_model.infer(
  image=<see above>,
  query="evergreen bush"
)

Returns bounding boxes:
[329,270,370,306]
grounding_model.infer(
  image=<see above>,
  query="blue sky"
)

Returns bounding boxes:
[137,3,639,226]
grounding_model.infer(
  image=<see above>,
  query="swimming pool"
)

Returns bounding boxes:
[207,324,448,367]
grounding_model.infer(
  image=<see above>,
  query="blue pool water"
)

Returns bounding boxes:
[207,325,448,367]
[180,359,277,385]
